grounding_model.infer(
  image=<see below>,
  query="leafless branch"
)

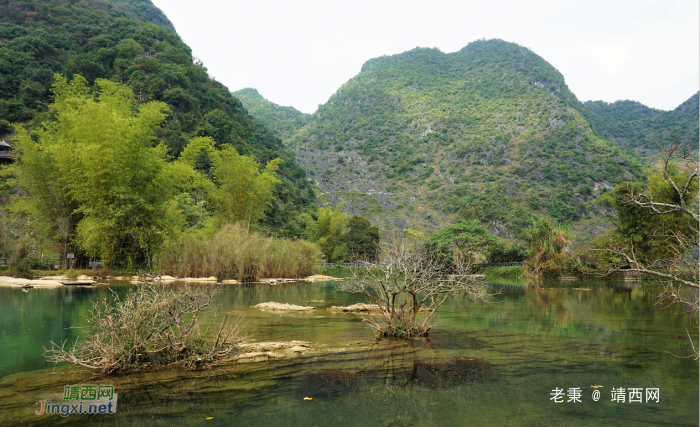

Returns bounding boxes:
[43,282,246,374]
[337,234,493,338]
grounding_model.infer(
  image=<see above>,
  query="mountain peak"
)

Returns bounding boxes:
[283,41,642,234]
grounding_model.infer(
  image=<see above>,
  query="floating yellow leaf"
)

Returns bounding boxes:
[206,417,213,420]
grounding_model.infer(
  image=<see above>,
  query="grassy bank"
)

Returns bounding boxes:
[313,265,354,278]
[155,224,322,281]
[484,266,523,278]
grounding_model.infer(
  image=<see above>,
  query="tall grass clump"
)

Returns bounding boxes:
[155,224,322,281]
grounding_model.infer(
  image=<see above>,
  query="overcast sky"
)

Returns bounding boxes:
[151,0,699,114]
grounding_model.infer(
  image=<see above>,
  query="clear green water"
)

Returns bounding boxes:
[0,279,697,426]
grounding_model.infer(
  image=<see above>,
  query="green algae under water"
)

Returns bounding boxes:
[0,279,697,426]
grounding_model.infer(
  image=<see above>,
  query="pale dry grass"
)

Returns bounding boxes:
[155,224,322,281]
[44,283,245,373]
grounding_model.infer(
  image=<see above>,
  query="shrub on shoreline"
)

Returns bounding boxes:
[484,266,523,278]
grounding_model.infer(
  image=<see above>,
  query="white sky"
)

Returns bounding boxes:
[151,0,699,114]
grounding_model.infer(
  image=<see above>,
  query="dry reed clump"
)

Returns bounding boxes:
[44,283,245,374]
[155,224,322,281]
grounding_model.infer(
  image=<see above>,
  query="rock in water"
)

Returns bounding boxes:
[255,302,314,311]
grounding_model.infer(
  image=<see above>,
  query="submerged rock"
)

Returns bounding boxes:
[297,369,363,398]
[328,303,380,312]
[295,356,495,398]
[407,357,495,388]
[329,303,429,313]
[234,341,312,363]
[255,302,315,311]
[239,341,310,352]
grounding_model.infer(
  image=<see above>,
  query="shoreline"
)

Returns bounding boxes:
[0,274,343,288]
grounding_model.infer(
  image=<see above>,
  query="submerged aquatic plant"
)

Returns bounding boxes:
[44,283,245,374]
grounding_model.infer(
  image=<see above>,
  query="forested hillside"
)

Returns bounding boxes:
[274,40,643,235]
[584,92,699,155]
[233,88,310,140]
[0,0,314,235]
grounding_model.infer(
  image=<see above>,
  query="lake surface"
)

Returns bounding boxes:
[0,278,697,426]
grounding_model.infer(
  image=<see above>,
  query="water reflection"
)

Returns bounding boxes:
[0,279,697,426]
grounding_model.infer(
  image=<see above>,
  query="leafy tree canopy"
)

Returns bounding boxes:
[0,0,314,237]
[339,216,380,261]
[427,219,498,260]
[10,75,190,266]
[8,76,286,268]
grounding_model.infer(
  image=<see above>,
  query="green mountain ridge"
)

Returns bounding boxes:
[252,40,645,235]
[584,92,699,156]
[0,0,314,235]
[233,88,310,141]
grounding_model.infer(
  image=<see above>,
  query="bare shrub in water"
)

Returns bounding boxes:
[155,224,322,281]
[338,234,492,339]
[44,283,245,374]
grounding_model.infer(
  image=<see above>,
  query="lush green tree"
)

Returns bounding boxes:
[315,202,349,240]
[605,161,698,265]
[427,219,498,262]
[10,74,191,267]
[487,240,528,263]
[178,136,282,226]
[210,147,282,225]
[0,0,314,237]
[314,202,351,262]
[590,141,698,359]
[303,203,380,262]
[339,216,380,261]
[519,217,572,277]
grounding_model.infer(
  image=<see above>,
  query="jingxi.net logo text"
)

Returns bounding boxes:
[35,385,117,417]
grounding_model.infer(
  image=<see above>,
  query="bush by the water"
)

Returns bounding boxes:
[520,218,573,278]
[44,283,245,374]
[156,224,322,281]
[339,234,491,339]
[484,266,523,278]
